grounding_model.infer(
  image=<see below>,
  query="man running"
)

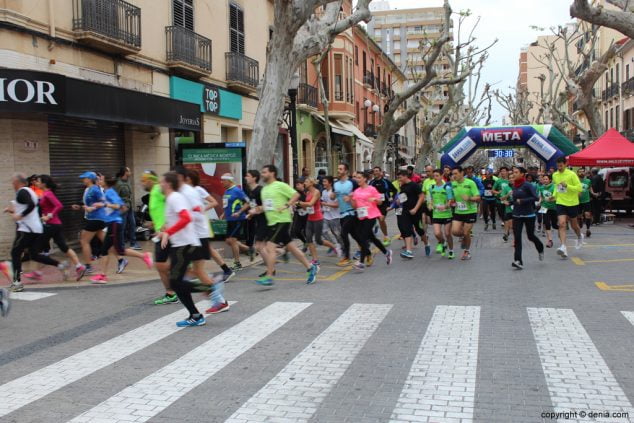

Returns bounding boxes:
[429,169,455,259]
[221,173,250,271]
[370,166,397,246]
[421,165,435,226]
[334,163,361,267]
[577,168,593,238]
[552,157,583,258]
[115,166,141,250]
[451,166,481,260]
[492,167,510,224]
[481,169,497,230]
[256,165,319,286]
[395,170,425,259]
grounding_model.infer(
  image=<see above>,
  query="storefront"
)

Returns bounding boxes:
[0,69,200,250]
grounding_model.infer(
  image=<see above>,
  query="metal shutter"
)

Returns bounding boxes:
[229,3,244,54]
[173,0,194,30]
[48,115,125,243]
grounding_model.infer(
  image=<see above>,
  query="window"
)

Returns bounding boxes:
[374,29,382,38]
[627,64,631,81]
[610,107,614,128]
[393,42,400,51]
[611,67,614,84]
[173,0,193,30]
[229,3,245,54]
[348,57,354,103]
[616,105,620,130]
[355,101,360,123]
[334,54,343,101]
[320,57,329,101]
[407,40,420,49]
[394,53,400,64]
[605,110,609,129]
[362,51,367,74]
[616,63,620,84]
[354,46,358,65]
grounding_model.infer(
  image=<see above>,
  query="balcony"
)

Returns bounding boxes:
[363,71,374,88]
[623,77,634,96]
[72,0,141,55]
[364,124,378,138]
[225,52,259,94]
[165,26,212,78]
[609,83,620,99]
[297,83,318,108]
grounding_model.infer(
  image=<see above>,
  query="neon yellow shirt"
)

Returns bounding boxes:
[552,169,581,207]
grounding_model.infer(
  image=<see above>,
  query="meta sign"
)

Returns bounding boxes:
[441,125,565,169]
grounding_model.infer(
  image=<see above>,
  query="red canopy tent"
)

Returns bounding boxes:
[568,128,634,167]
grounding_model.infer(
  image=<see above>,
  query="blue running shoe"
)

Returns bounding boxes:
[385,249,393,265]
[176,315,206,327]
[223,269,236,282]
[255,275,274,286]
[400,250,414,259]
[425,245,431,257]
[116,258,129,274]
[306,264,319,284]
[353,250,361,260]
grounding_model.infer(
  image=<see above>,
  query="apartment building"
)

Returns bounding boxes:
[598,38,634,137]
[0,0,273,254]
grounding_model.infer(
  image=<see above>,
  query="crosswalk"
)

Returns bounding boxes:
[10,291,57,301]
[1,303,633,423]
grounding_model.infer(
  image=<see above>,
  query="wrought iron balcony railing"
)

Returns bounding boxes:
[72,0,141,50]
[166,26,212,73]
[298,83,318,108]
[225,52,259,90]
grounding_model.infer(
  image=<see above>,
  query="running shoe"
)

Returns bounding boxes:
[116,258,128,274]
[337,258,352,267]
[435,244,444,254]
[258,270,276,277]
[492,223,497,230]
[400,250,414,259]
[206,301,230,314]
[143,252,153,269]
[413,236,419,246]
[538,252,544,261]
[353,251,361,260]
[512,260,524,270]
[131,242,142,251]
[0,288,10,317]
[154,293,179,305]
[231,261,243,272]
[461,250,472,261]
[352,261,365,271]
[90,274,108,284]
[546,240,553,248]
[447,251,456,260]
[176,315,206,327]
[335,246,343,258]
[586,229,591,238]
[223,269,236,282]
[306,264,319,284]
[0,261,12,281]
[75,264,87,281]
[326,248,336,257]
[85,264,94,274]
[484,223,489,231]
[365,255,374,267]
[9,282,24,292]
[385,249,393,265]
[382,238,391,247]
[557,245,568,258]
[58,262,70,281]
[502,234,509,242]
[441,244,447,257]
[255,275,274,286]
[581,233,587,245]
[575,236,583,250]
[311,259,321,266]
[23,271,42,281]
[424,244,431,257]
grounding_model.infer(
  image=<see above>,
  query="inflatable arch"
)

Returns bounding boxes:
[439,125,579,170]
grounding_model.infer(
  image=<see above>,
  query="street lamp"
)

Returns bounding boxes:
[364,99,372,108]
[287,72,300,180]
[372,104,380,113]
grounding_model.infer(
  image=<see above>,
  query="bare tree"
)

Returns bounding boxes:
[570,0,634,39]
[493,86,533,125]
[371,1,494,167]
[249,0,372,170]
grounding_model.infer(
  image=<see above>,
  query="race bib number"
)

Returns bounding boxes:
[296,209,307,216]
[539,207,547,214]
[222,198,228,208]
[395,208,403,216]
[544,193,553,202]
[356,207,369,218]
[435,204,447,211]
[484,190,493,197]
[263,199,274,211]
[456,201,468,211]
[249,199,257,209]
[322,205,330,212]
[534,201,540,206]
[557,184,567,193]
[306,206,315,215]
[398,193,408,203]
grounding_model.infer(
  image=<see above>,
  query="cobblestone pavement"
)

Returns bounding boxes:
[1,218,634,423]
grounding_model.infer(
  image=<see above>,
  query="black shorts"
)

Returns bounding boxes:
[453,213,477,224]
[556,204,579,218]
[266,223,292,246]
[504,212,514,221]
[84,219,106,232]
[226,220,244,238]
[579,202,591,214]
[154,240,170,263]
[254,217,269,242]
[101,222,125,256]
[422,205,434,218]
[190,238,211,261]
[378,204,389,217]
[432,217,453,225]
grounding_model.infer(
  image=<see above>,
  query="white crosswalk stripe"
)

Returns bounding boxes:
[10,291,57,301]
[0,300,211,417]
[226,303,392,423]
[622,311,634,327]
[390,305,480,423]
[69,301,311,423]
[528,308,634,423]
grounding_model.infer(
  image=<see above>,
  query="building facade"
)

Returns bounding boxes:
[0,0,274,255]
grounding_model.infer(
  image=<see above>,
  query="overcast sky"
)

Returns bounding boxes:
[375,0,573,124]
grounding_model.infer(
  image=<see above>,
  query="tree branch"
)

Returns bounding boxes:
[571,0,634,39]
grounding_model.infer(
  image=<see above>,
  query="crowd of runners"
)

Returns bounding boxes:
[0,157,604,325]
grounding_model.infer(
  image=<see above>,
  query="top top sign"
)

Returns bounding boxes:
[481,128,523,143]
[203,85,220,115]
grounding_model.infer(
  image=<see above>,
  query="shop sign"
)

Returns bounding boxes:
[0,70,65,113]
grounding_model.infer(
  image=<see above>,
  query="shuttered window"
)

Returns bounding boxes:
[173,0,194,30]
[229,3,245,54]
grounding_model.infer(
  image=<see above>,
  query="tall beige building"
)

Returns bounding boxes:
[0,0,275,256]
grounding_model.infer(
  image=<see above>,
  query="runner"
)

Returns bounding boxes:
[500,174,514,243]
[291,178,308,249]
[141,171,178,306]
[577,168,593,238]
[220,173,250,271]
[370,166,397,246]
[429,169,455,259]
[395,170,425,259]
[552,157,583,258]
[115,166,141,250]
[158,172,205,327]
[481,169,497,230]
[4,173,60,291]
[334,163,361,267]
[450,166,481,260]
[539,173,558,248]
[34,175,86,281]
[71,172,107,275]
[421,165,435,226]
[320,176,344,256]
[350,170,393,270]
[510,167,544,269]
[298,177,338,265]
[89,177,153,283]
[245,170,276,279]
[492,167,510,224]
[255,165,319,286]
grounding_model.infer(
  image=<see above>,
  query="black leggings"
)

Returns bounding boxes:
[12,231,59,281]
[357,218,387,263]
[340,215,362,260]
[37,224,69,254]
[543,209,559,231]
[291,215,307,244]
[513,216,544,264]
[169,245,200,317]
[482,201,497,224]
[496,203,506,222]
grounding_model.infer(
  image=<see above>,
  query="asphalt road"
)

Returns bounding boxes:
[1,218,634,423]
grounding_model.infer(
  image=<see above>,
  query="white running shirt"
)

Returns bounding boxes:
[165,191,200,248]
[180,183,211,239]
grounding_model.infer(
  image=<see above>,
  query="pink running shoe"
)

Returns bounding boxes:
[143,252,154,269]
[0,261,12,281]
[23,272,43,281]
[90,274,108,284]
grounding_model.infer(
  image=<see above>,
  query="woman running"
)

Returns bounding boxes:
[350,170,392,271]
[511,167,544,269]
[298,177,338,266]
[540,173,558,248]
[429,169,455,259]
[320,176,344,256]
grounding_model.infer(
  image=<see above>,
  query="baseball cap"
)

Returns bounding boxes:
[79,171,97,180]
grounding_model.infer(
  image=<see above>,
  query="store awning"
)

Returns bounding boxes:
[311,113,354,137]
[335,120,373,146]
[568,128,634,167]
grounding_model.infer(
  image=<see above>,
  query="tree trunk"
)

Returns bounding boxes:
[581,103,604,139]
[570,0,634,40]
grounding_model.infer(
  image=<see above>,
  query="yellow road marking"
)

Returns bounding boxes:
[585,243,634,248]
[595,282,634,292]
[586,258,634,264]
[325,268,352,281]
[571,257,585,266]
